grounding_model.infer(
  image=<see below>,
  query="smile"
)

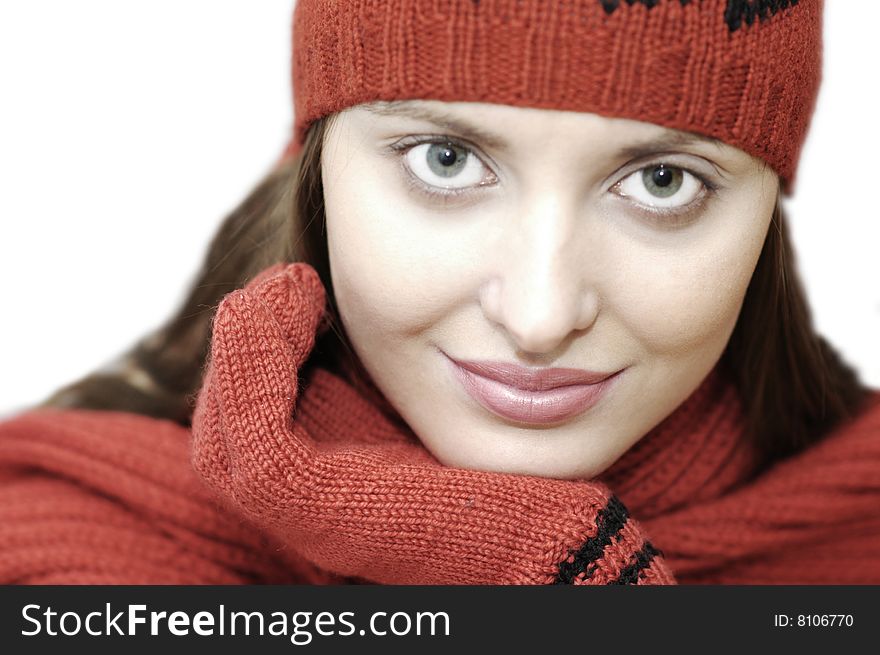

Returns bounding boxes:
[442,352,623,426]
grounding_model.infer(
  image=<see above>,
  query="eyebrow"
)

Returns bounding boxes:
[362,100,724,158]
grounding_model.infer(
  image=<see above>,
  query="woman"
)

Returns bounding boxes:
[1,0,878,584]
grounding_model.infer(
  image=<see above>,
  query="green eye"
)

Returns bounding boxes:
[390,136,496,200]
[613,160,712,220]
[641,164,683,199]
[425,143,469,178]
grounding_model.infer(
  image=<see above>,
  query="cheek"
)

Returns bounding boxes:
[324,166,474,340]
[611,242,761,357]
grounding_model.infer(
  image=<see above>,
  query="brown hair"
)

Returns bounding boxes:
[38,115,871,474]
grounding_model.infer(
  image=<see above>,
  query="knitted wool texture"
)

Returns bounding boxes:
[282,0,823,195]
[190,263,673,585]
[1,262,879,584]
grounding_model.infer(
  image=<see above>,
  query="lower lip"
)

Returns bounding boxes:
[445,357,622,426]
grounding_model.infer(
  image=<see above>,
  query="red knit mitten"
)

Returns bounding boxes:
[191,263,676,585]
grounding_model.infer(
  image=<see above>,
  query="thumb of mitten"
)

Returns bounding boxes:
[191,262,326,504]
[233,262,327,369]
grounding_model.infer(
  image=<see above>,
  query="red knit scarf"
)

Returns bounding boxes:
[0,262,878,584]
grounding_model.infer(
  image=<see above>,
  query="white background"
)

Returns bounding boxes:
[1,1,878,418]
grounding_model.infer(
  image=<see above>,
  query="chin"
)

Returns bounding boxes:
[434,447,608,481]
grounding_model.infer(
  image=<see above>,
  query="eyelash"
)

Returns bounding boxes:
[388,136,491,203]
[387,135,720,221]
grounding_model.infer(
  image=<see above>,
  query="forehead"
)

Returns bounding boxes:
[350,98,728,155]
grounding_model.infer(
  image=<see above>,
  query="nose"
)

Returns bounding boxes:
[479,198,599,356]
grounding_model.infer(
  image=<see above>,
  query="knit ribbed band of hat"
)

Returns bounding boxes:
[280,0,823,197]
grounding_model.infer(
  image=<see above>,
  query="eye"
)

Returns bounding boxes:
[612,163,712,215]
[390,137,496,198]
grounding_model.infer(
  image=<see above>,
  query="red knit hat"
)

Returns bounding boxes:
[280,0,822,196]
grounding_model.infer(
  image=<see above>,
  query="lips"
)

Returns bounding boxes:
[450,358,616,391]
[442,352,622,425]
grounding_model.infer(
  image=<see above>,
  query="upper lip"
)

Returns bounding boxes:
[445,354,619,392]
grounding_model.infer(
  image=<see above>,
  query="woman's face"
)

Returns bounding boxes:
[321,99,777,480]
